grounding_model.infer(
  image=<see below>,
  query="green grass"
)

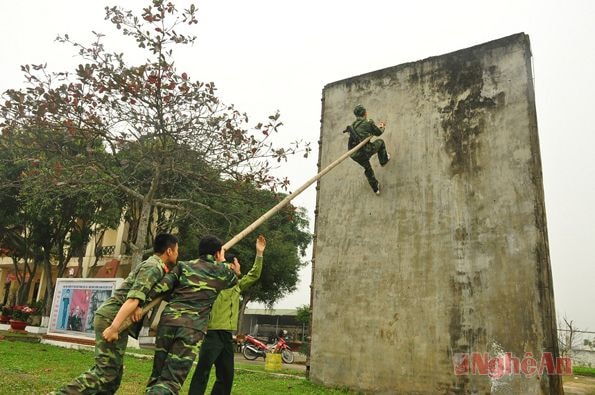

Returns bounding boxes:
[574,365,595,377]
[0,338,351,394]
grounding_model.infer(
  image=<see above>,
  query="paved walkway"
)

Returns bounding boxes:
[125,350,308,373]
[563,375,595,395]
[233,353,307,372]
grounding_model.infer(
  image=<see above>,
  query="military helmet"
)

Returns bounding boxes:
[353,104,366,117]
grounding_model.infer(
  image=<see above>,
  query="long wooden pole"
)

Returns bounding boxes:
[222,135,371,250]
[118,135,372,333]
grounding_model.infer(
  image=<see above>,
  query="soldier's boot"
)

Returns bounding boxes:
[381,153,391,167]
[363,166,379,195]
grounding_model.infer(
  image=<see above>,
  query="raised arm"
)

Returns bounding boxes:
[239,235,266,292]
[368,119,385,136]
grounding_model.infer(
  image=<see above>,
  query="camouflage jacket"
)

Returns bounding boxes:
[95,255,168,335]
[151,255,238,332]
[350,116,385,158]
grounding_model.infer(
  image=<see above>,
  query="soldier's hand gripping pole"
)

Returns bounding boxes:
[117,135,372,333]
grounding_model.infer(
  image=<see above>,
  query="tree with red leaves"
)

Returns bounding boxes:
[1,1,310,270]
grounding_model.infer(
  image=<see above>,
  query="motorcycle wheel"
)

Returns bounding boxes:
[281,349,294,364]
[242,345,259,360]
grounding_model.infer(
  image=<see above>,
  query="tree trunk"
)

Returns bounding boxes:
[42,249,54,314]
[28,259,39,303]
[131,199,152,270]
[12,258,25,305]
[131,169,161,270]
[77,253,84,278]
[16,282,30,305]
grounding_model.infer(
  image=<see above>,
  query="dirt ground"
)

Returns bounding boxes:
[563,375,595,395]
[234,354,307,372]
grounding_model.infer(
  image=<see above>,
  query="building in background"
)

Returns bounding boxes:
[0,221,132,307]
[241,308,308,343]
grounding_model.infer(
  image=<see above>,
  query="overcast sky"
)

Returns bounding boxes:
[1,1,593,331]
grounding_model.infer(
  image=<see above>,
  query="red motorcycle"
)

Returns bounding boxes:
[242,333,294,364]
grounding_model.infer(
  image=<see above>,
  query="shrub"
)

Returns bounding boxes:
[11,305,35,321]
[0,305,13,316]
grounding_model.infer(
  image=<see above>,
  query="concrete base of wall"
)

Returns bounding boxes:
[0,323,47,334]
[25,325,47,334]
[39,335,141,349]
[41,338,95,351]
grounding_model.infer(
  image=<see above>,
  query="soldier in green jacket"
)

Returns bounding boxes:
[52,233,179,395]
[350,104,390,195]
[189,235,266,395]
[145,235,240,395]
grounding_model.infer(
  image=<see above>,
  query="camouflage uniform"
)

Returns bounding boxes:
[189,255,263,395]
[52,255,169,395]
[350,116,389,192]
[145,255,238,395]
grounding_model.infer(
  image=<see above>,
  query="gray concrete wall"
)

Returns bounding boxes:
[310,34,561,394]
[570,349,595,367]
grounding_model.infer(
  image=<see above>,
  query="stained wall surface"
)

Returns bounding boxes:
[310,34,561,394]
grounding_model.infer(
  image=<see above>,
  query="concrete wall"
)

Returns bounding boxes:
[570,349,595,367]
[310,34,561,394]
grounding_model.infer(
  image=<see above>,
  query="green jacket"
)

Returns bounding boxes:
[207,255,263,331]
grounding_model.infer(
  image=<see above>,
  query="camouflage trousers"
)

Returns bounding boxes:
[351,139,389,191]
[146,325,204,395]
[51,314,129,395]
